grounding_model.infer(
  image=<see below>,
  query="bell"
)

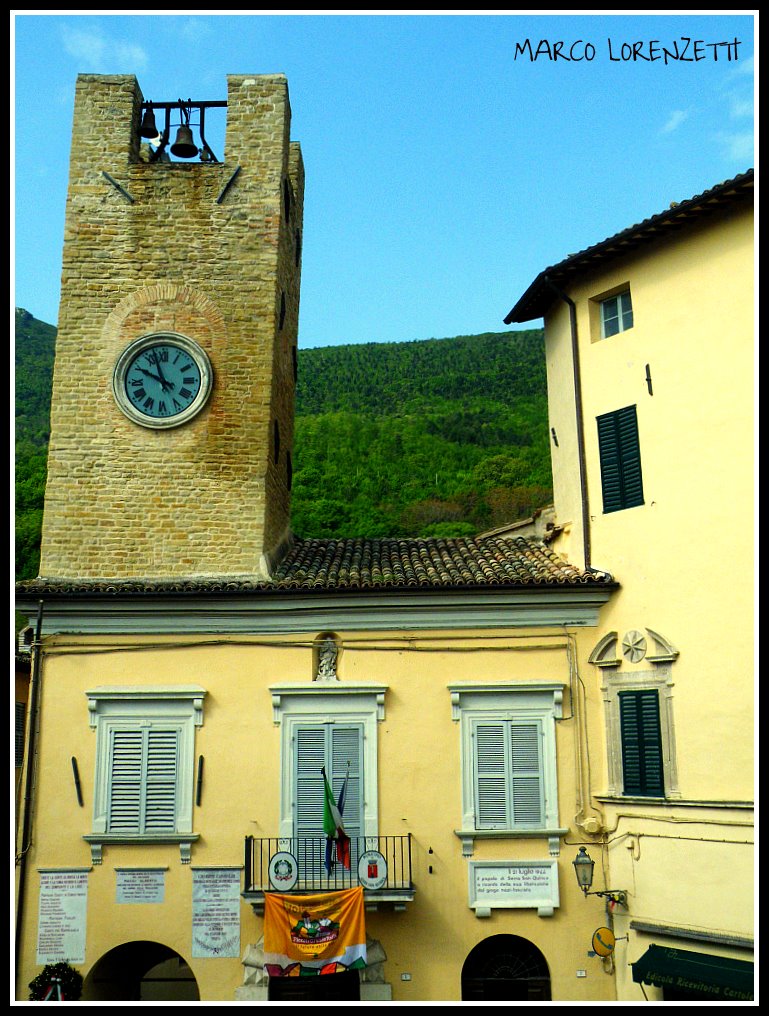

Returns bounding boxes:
[139,107,159,139]
[170,124,198,159]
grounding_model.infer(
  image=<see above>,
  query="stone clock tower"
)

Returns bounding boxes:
[39,73,304,581]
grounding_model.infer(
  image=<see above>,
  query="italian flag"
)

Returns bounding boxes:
[322,765,351,873]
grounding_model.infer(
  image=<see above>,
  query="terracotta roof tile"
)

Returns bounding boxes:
[273,535,607,590]
[16,535,613,596]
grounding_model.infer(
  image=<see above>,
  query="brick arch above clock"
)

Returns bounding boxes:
[101,283,227,353]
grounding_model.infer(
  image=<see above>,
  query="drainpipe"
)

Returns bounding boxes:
[15,600,44,982]
[543,277,592,571]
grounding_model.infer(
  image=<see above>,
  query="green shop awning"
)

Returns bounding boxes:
[632,945,753,1001]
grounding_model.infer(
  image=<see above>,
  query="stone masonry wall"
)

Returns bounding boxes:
[39,74,303,580]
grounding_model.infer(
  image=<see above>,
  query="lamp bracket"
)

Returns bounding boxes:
[585,889,628,907]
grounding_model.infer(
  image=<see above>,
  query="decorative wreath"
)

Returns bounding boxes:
[28,962,83,1001]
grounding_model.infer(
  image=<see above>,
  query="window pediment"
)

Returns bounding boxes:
[269,682,388,723]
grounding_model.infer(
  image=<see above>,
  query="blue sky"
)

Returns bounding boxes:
[13,12,755,348]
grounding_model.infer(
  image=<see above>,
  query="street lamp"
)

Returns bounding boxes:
[573,847,627,907]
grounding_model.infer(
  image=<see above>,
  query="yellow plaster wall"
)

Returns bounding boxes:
[546,205,753,800]
[542,200,754,984]
[17,628,617,1001]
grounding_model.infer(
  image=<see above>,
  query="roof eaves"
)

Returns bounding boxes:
[504,169,754,325]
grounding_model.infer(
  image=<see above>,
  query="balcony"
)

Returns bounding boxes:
[243,835,415,912]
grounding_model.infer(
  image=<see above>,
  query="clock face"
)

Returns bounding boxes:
[113,333,213,429]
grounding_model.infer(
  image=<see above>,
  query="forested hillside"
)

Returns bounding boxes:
[15,312,553,580]
[291,332,552,540]
[15,309,55,583]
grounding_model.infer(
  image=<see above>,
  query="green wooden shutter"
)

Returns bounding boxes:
[108,727,178,833]
[619,690,664,796]
[597,406,644,513]
[15,702,26,768]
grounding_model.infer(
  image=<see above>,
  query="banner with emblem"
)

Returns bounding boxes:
[263,886,366,976]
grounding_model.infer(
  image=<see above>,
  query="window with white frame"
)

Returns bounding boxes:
[85,686,206,863]
[600,290,633,338]
[270,682,386,843]
[291,719,366,883]
[294,722,365,843]
[473,716,545,828]
[449,683,565,851]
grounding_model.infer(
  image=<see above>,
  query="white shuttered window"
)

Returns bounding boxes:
[471,719,544,829]
[273,684,386,843]
[294,723,364,840]
[86,686,206,851]
[108,726,180,834]
[474,719,544,828]
[449,682,564,838]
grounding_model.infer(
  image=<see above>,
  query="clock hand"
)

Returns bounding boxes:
[154,356,171,390]
[138,367,175,391]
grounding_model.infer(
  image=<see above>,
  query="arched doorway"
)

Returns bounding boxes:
[82,941,200,1001]
[461,934,551,1001]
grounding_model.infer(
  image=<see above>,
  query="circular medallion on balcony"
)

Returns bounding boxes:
[268,851,299,891]
[358,850,388,890]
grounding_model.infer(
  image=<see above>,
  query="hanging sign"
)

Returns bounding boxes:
[358,850,387,890]
[592,926,616,956]
[264,886,367,976]
[268,852,299,891]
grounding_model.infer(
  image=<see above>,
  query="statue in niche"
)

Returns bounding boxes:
[316,638,338,681]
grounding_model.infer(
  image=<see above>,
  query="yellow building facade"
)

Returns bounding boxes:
[16,73,621,1002]
[506,171,755,1001]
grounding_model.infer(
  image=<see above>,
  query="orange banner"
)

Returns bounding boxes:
[264,886,367,976]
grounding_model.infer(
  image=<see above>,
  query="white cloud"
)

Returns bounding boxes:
[717,131,754,165]
[60,25,149,74]
[115,42,150,73]
[661,109,689,134]
[731,53,754,79]
[61,27,108,67]
[728,95,754,120]
[177,18,212,44]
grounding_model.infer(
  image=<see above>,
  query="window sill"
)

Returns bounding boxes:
[596,795,752,810]
[84,832,200,865]
[595,794,669,805]
[454,828,568,858]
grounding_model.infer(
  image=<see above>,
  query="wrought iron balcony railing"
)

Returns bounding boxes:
[244,835,414,905]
